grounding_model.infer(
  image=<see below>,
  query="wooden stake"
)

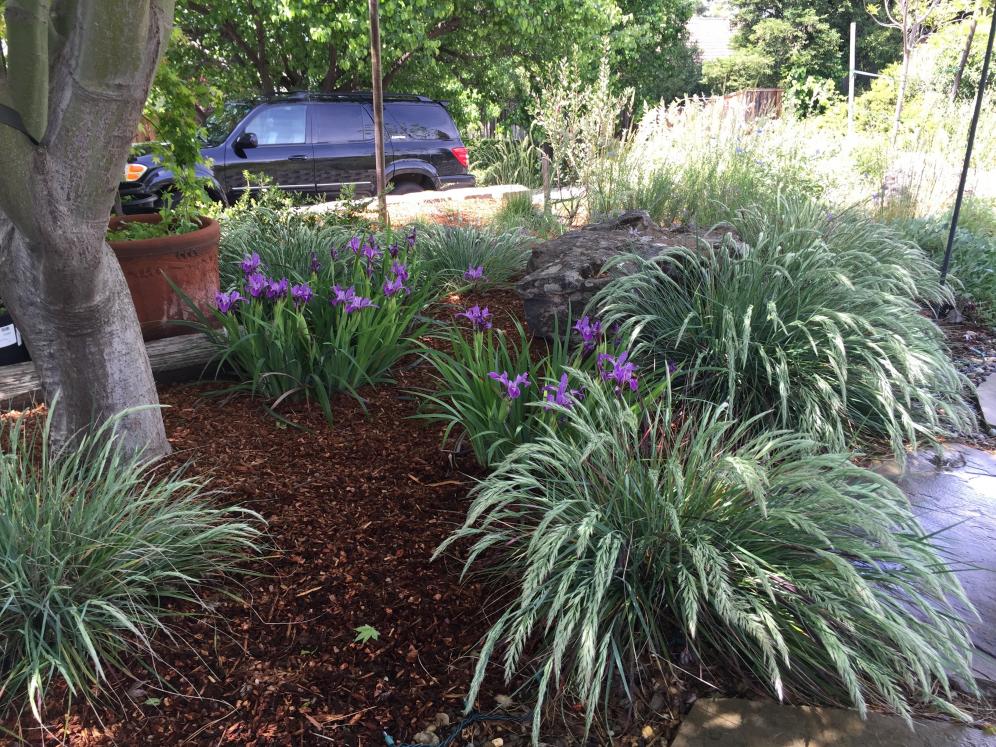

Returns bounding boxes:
[368,0,388,227]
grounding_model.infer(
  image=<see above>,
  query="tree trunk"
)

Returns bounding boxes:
[0,218,168,454]
[0,0,176,458]
[951,17,978,102]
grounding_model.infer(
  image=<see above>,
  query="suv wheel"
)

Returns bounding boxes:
[391,179,425,195]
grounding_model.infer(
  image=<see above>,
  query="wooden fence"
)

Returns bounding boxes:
[709,88,784,121]
[712,88,783,120]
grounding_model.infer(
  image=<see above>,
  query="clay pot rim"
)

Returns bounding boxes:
[107,213,220,252]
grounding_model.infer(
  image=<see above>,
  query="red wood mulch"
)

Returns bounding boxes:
[9,289,532,747]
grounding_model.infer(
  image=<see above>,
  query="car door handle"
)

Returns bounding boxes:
[288,155,309,161]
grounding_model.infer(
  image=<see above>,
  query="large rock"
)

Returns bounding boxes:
[516,210,737,340]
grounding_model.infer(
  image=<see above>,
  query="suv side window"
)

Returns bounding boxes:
[243,104,307,145]
[312,102,370,143]
[385,102,458,140]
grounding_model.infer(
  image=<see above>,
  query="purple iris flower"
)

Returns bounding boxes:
[245,272,268,299]
[241,253,261,275]
[463,265,486,282]
[345,295,378,314]
[457,305,493,331]
[216,290,243,315]
[309,252,321,274]
[406,227,416,248]
[598,351,638,394]
[291,283,313,307]
[391,261,409,282]
[382,275,409,297]
[574,316,602,353]
[361,239,381,263]
[388,242,400,258]
[543,372,581,409]
[347,236,362,254]
[330,245,340,261]
[330,284,356,307]
[489,370,530,400]
[266,277,289,300]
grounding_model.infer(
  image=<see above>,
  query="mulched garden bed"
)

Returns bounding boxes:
[22,288,992,744]
[5,291,512,745]
[6,288,690,746]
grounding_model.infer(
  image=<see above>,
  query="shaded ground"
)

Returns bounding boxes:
[884,445,996,689]
[672,699,996,747]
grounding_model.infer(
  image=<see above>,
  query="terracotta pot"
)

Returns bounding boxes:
[108,214,220,341]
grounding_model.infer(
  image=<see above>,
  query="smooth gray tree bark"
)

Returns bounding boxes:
[0,1,176,457]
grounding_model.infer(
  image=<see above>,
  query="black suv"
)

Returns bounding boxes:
[120,92,475,212]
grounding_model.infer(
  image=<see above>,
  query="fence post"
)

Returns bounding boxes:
[541,150,551,215]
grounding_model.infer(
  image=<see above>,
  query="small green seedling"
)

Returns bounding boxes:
[353,624,380,644]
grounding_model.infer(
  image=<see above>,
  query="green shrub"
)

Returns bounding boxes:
[186,229,430,421]
[415,313,580,467]
[958,196,996,238]
[0,406,261,721]
[439,374,974,741]
[418,224,535,291]
[593,233,974,460]
[893,215,996,323]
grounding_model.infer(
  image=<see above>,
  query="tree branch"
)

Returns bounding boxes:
[5,0,51,140]
[382,15,461,86]
[319,42,339,93]
[186,0,273,93]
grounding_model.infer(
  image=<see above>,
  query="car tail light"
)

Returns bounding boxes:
[450,146,468,168]
[124,163,147,181]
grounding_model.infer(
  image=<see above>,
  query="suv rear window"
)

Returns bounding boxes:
[385,102,458,140]
[312,102,371,143]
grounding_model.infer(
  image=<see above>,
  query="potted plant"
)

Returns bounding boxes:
[107,65,222,340]
[107,171,221,341]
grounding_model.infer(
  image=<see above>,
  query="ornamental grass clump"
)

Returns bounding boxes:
[415,314,603,467]
[730,194,951,306]
[593,230,974,460]
[439,374,975,742]
[0,406,262,722]
[184,228,430,421]
[417,224,535,290]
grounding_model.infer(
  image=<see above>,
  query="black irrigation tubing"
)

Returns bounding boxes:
[383,710,531,747]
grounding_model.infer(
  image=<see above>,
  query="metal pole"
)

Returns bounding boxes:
[368,0,388,227]
[848,22,856,139]
[940,11,995,285]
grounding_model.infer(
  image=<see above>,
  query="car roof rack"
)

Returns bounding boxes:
[267,91,436,104]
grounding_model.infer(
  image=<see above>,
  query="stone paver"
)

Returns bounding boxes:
[885,445,996,688]
[671,699,996,747]
[977,373,996,431]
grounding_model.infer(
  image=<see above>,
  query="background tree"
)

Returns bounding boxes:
[730,0,902,77]
[168,0,699,128]
[612,0,703,109]
[867,0,958,146]
[0,1,174,456]
[703,4,844,108]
